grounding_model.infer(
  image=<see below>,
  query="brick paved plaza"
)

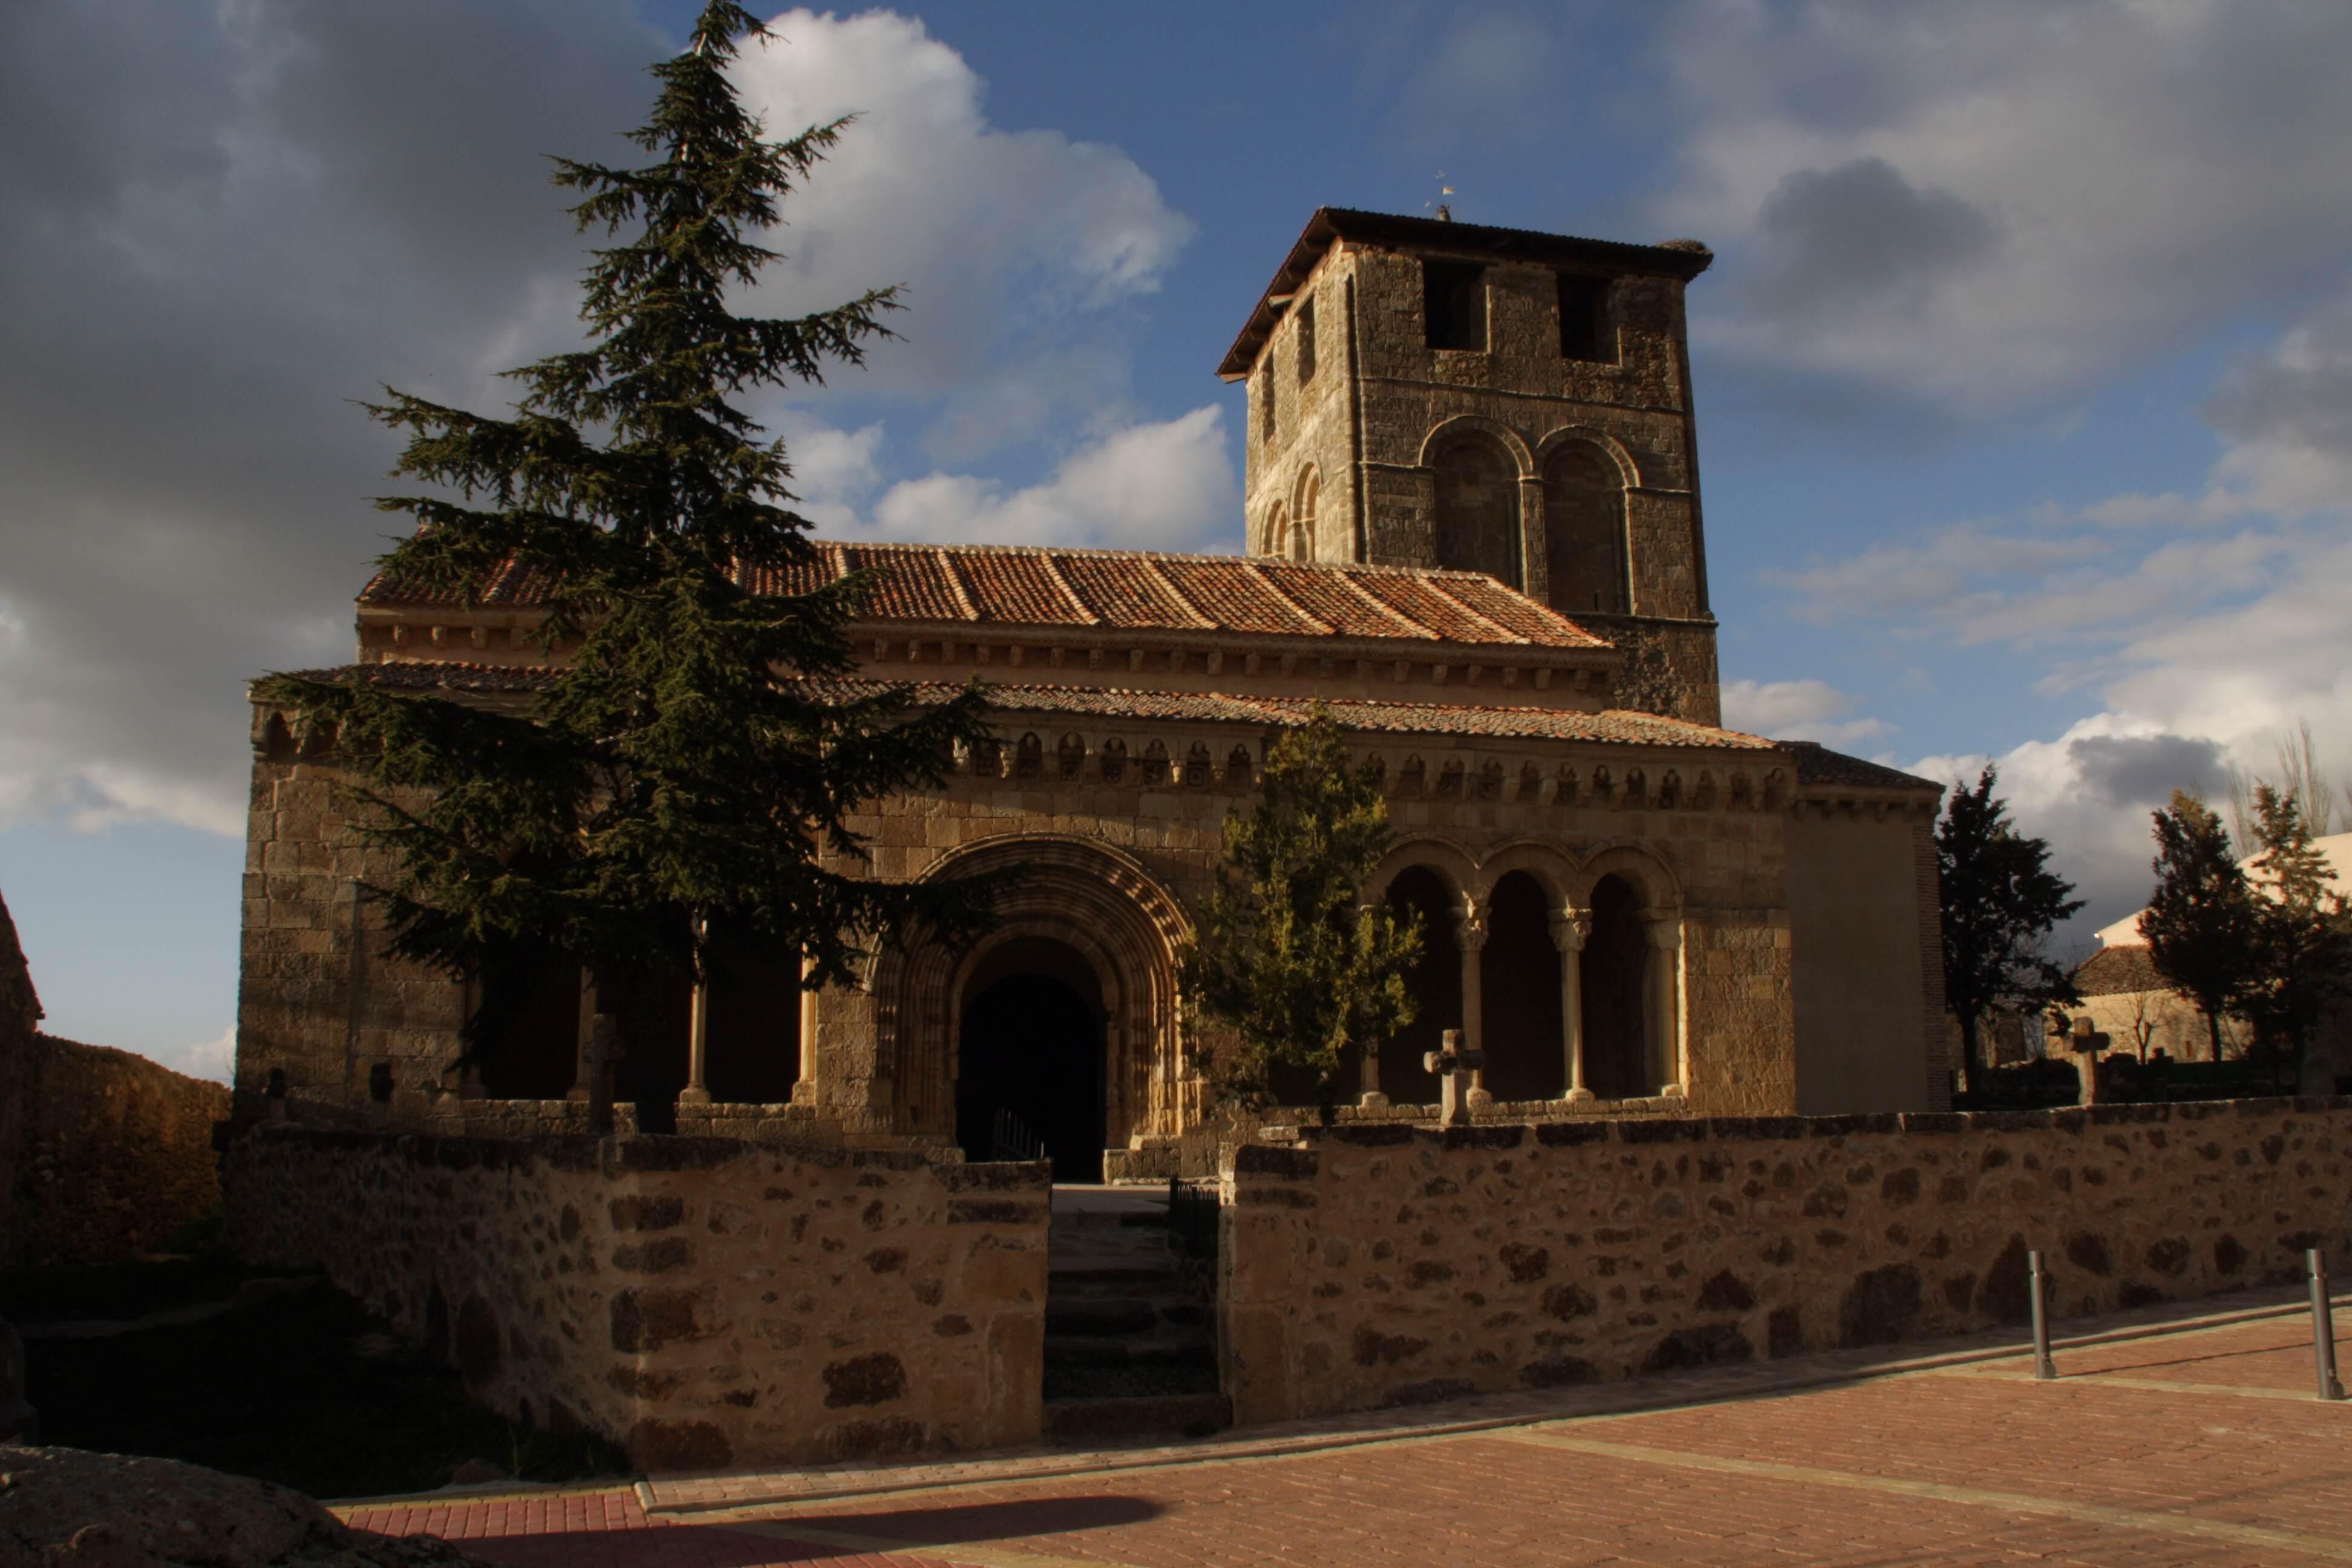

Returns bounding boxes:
[342,1295,2348,1568]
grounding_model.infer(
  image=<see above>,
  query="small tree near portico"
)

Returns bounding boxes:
[1178,709,1423,1114]
[1938,766,2083,1096]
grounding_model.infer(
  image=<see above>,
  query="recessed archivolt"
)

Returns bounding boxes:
[1534,424,1641,489]
[871,833,1189,1143]
[1419,413,1535,476]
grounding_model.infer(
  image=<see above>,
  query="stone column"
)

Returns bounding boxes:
[1358,901,1389,1109]
[791,950,821,1106]
[1455,907,1491,1111]
[1643,913,1684,1095]
[678,918,713,1110]
[1550,909,1594,1104]
[678,979,711,1108]
[1518,475,1548,603]
[566,972,597,1103]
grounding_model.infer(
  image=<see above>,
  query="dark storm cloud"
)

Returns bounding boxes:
[2065,734,2228,809]
[0,1,663,829]
[1743,156,2001,324]
[2203,304,2352,463]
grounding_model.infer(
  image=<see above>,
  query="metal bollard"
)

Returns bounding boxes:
[2030,1249,2056,1380]
[2312,1249,2344,1402]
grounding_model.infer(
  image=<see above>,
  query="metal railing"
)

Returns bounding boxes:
[990,1108,1045,1166]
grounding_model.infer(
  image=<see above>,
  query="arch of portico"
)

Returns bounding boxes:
[1357,833,1687,1109]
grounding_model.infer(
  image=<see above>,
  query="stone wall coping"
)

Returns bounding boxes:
[1232,1095,2352,1174]
[241,1123,1051,1189]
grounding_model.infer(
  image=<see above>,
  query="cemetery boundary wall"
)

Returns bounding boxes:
[221,1126,1049,1469]
[1218,1097,2352,1424]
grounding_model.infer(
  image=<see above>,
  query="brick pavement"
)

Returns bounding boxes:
[339,1288,2349,1568]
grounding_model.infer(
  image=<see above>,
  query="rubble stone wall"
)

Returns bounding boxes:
[221,1126,1049,1470]
[1218,1099,2352,1426]
[5,1036,229,1268]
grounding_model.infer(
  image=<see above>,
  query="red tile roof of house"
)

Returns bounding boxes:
[2074,944,2164,998]
[282,663,1771,751]
[358,541,1612,652]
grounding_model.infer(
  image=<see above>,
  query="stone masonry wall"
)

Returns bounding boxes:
[1218,1099,2352,1426]
[221,1127,1048,1470]
[7,1036,228,1268]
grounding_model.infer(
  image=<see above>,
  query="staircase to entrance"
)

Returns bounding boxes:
[1042,1184,1230,1440]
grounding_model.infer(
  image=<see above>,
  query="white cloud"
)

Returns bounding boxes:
[730,10,1193,456]
[1719,678,1888,748]
[0,5,1195,839]
[1655,0,2352,411]
[146,1024,235,1086]
[1867,292,2352,932]
[857,407,1240,552]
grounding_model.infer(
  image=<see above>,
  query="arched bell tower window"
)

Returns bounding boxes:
[1431,432,1521,589]
[1291,468,1319,561]
[1263,501,1290,558]
[1542,440,1626,614]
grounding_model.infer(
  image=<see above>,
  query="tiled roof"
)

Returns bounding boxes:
[284,664,1774,751]
[2074,944,2163,998]
[358,541,1612,653]
[1779,740,1942,793]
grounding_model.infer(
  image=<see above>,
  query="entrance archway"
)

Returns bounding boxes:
[955,936,1107,1183]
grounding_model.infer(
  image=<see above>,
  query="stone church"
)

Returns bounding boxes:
[237,208,1951,1179]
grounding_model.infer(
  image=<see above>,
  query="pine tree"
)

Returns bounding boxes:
[1178,710,1422,1112]
[2240,785,2352,1067]
[1937,766,2083,1094]
[2141,791,2258,1062]
[257,4,997,1093]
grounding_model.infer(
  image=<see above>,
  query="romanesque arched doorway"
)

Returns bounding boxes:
[874,835,1187,1171]
[955,936,1106,1183]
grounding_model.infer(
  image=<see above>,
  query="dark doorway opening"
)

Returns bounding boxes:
[955,938,1106,1183]
[1581,874,1651,1099]
[1480,871,1564,1101]
[702,920,801,1105]
[1379,866,1460,1105]
[471,944,581,1100]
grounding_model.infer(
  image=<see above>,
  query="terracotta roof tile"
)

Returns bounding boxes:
[1248,561,1420,638]
[358,540,1612,654]
[1146,557,1325,635]
[839,544,965,622]
[1347,572,1513,644]
[299,662,1771,751]
[1780,741,1942,792]
[1056,553,1212,630]
[2074,944,2162,998]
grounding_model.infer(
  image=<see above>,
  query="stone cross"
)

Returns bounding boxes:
[1423,1029,1484,1128]
[583,1011,627,1137]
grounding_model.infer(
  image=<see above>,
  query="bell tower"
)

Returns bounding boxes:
[1219,208,1721,726]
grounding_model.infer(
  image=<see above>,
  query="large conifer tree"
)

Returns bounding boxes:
[260,4,996,1080]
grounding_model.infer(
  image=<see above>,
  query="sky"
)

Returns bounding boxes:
[4,0,2350,1082]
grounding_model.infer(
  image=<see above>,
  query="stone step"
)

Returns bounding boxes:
[1042,1390,1232,1441]
[1044,1296,1160,1337]
[1044,1331,1215,1370]
[1050,1263,1181,1287]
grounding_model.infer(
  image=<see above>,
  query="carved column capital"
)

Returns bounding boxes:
[1548,910,1591,954]
[1641,912,1682,953]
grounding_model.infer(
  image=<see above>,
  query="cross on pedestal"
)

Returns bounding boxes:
[1423,1029,1484,1127]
